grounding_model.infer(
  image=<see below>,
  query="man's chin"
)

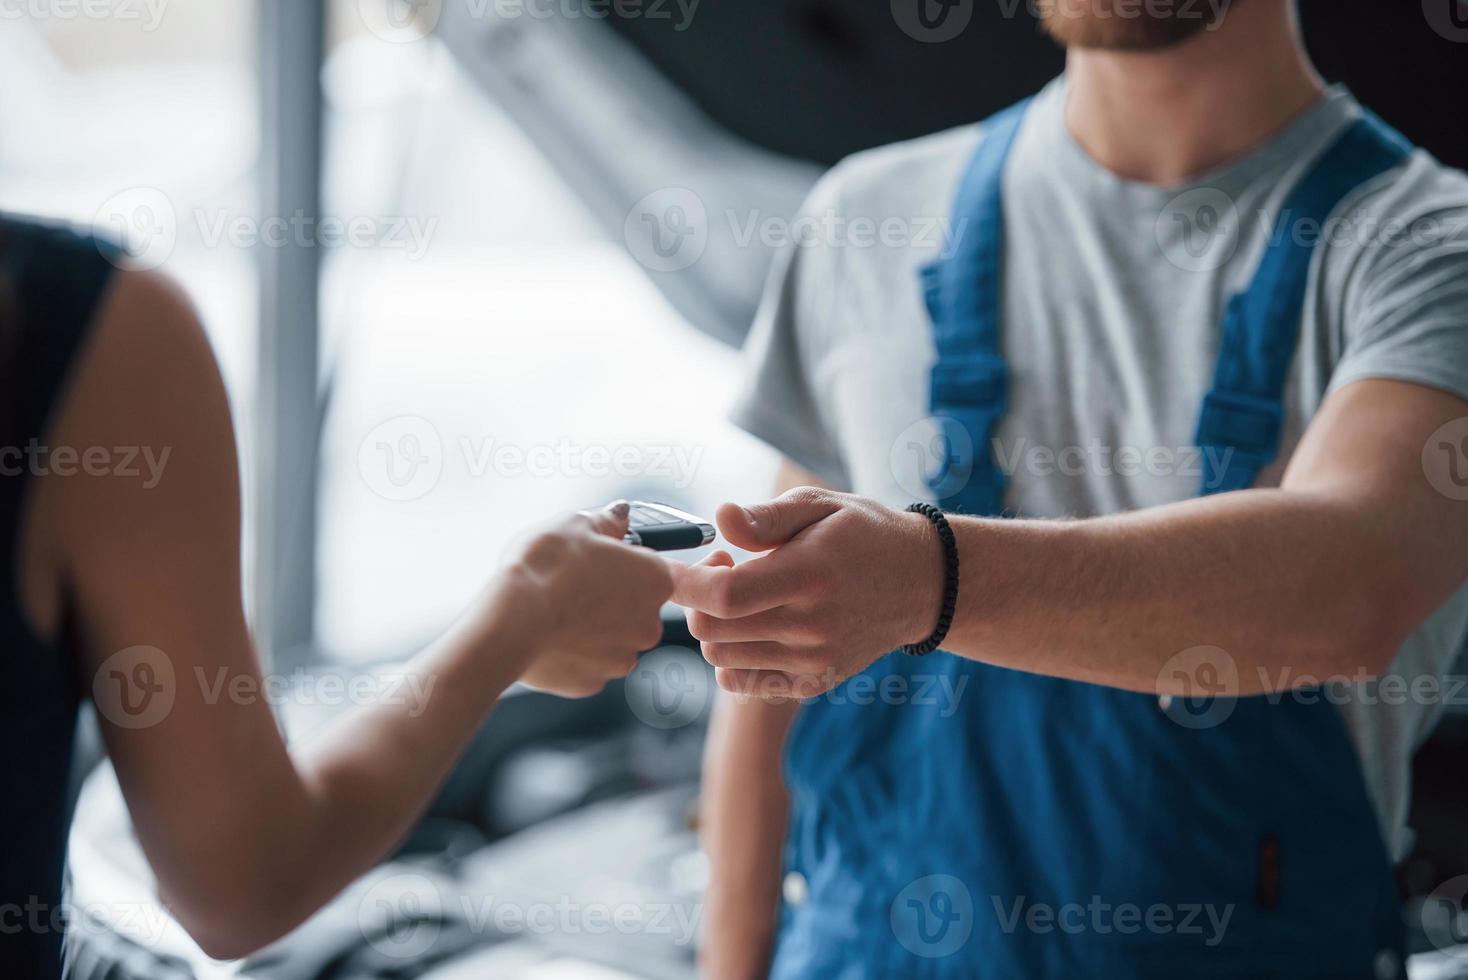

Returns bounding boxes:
[1039,0,1234,52]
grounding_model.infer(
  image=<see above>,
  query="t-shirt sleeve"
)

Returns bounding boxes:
[729,170,853,489]
[1327,163,1468,403]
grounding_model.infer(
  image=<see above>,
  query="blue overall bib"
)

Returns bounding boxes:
[772,102,1413,979]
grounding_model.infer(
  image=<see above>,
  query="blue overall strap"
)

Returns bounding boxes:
[1197,111,1412,496]
[920,99,1031,516]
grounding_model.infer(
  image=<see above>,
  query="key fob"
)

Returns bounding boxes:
[623,502,716,552]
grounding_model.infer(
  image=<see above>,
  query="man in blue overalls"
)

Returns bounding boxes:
[675,1,1468,977]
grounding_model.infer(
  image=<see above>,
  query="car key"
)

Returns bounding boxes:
[623,501,716,552]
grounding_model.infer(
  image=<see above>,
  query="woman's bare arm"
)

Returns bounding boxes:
[25,270,671,959]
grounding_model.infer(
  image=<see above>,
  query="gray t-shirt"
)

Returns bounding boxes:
[733,78,1468,861]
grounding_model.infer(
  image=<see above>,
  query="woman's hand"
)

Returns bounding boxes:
[502,502,675,697]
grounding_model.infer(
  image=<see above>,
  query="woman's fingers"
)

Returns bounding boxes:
[583,500,632,539]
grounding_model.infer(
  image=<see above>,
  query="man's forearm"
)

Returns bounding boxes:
[938,488,1427,695]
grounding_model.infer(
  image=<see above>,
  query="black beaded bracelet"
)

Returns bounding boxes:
[901,502,960,657]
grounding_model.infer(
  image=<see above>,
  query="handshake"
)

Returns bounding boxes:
[498,490,947,701]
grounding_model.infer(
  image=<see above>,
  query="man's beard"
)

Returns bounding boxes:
[1038,0,1236,51]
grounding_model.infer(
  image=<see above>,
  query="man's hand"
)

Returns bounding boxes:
[669,488,945,697]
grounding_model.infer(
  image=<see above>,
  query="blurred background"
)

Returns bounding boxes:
[3,1,1466,977]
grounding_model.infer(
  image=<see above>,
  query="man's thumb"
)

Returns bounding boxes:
[716,488,840,552]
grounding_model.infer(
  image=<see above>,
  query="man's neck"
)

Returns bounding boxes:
[1063,1,1325,185]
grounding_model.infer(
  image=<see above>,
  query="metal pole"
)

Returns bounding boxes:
[255,0,324,669]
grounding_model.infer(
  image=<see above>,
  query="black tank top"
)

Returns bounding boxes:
[0,215,119,978]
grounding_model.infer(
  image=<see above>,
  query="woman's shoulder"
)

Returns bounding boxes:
[0,212,124,284]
